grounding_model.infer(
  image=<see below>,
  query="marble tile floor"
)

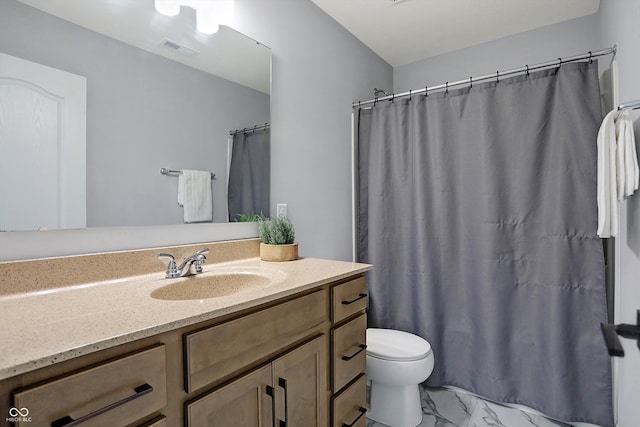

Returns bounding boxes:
[366,384,576,427]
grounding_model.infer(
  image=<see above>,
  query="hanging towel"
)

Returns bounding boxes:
[597,111,618,237]
[597,110,639,237]
[616,111,640,199]
[177,170,212,223]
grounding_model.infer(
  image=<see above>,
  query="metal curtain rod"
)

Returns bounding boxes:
[353,46,617,108]
[160,168,216,180]
[618,100,640,111]
[229,122,270,136]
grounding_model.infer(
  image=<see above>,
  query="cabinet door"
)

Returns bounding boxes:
[185,364,273,427]
[272,335,327,427]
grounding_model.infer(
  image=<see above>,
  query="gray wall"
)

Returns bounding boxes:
[599,2,640,426]
[393,13,600,94]
[233,0,393,261]
[0,0,269,226]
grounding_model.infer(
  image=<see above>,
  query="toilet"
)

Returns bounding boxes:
[366,328,434,427]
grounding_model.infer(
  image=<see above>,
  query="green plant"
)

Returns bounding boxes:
[234,212,266,222]
[258,216,295,245]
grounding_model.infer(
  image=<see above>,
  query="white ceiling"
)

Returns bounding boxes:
[17,0,271,94]
[311,0,600,67]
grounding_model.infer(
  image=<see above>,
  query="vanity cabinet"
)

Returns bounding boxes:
[330,276,368,427]
[186,335,326,426]
[184,289,327,393]
[0,272,368,426]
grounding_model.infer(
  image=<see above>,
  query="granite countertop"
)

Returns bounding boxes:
[0,257,371,380]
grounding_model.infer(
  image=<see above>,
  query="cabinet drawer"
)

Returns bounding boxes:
[332,276,367,323]
[184,289,327,392]
[13,345,167,427]
[332,374,367,427]
[332,313,366,393]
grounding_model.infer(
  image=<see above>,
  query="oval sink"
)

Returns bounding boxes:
[150,267,285,301]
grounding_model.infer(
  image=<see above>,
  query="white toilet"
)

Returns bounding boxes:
[366,328,435,427]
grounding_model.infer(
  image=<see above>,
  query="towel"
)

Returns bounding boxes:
[597,111,618,237]
[597,110,639,237]
[177,169,212,223]
[616,111,639,199]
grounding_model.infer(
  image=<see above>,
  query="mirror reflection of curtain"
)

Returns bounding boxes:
[228,129,270,220]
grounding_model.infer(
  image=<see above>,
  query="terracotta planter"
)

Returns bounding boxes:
[260,243,298,262]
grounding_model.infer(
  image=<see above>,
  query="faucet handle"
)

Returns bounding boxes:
[192,248,209,274]
[195,248,209,257]
[158,253,180,278]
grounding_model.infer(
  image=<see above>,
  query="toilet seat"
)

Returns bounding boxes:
[367,328,432,361]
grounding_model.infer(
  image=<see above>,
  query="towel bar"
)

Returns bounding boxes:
[601,310,640,357]
[160,168,215,180]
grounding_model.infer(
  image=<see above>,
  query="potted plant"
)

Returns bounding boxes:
[258,216,298,261]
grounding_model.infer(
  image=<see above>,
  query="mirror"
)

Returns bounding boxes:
[0,0,270,231]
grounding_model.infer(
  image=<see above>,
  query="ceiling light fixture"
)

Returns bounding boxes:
[154,0,234,35]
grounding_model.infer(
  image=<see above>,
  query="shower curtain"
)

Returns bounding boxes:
[228,129,270,220]
[358,62,613,427]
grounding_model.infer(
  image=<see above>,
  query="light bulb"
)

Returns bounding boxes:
[212,0,234,26]
[196,7,220,34]
[155,0,180,16]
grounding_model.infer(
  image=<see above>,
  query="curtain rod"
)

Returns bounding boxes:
[353,46,617,108]
[618,100,640,111]
[229,122,270,136]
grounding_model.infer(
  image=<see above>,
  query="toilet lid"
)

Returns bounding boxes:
[366,328,432,361]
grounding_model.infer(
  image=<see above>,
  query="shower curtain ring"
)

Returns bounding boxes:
[425,86,428,97]
[469,76,473,89]
[445,82,449,94]
[589,51,593,63]
[409,89,412,100]
[496,71,499,84]
[557,57,562,68]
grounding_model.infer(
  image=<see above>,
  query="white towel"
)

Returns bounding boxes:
[597,111,618,237]
[617,111,640,198]
[597,110,639,237]
[177,170,212,223]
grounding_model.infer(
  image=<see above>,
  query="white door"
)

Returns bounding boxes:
[0,52,86,231]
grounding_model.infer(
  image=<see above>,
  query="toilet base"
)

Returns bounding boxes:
[368,381,423,427]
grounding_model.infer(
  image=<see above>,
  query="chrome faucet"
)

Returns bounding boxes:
[158,248,209,278]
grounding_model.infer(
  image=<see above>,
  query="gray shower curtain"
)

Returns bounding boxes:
[358,62,613,427]
[228,129,270,220]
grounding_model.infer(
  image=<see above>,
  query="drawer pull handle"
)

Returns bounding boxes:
[278,377,288,427]
[342,406,367,427]
[266,385,277,427]
[342,293,367,305]
[342,344,367,361]
[50,383,153,427]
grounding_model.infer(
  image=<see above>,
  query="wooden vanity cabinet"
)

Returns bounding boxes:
[330,276,368,427]
[0,273,368,427]
[186,335,326,426]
